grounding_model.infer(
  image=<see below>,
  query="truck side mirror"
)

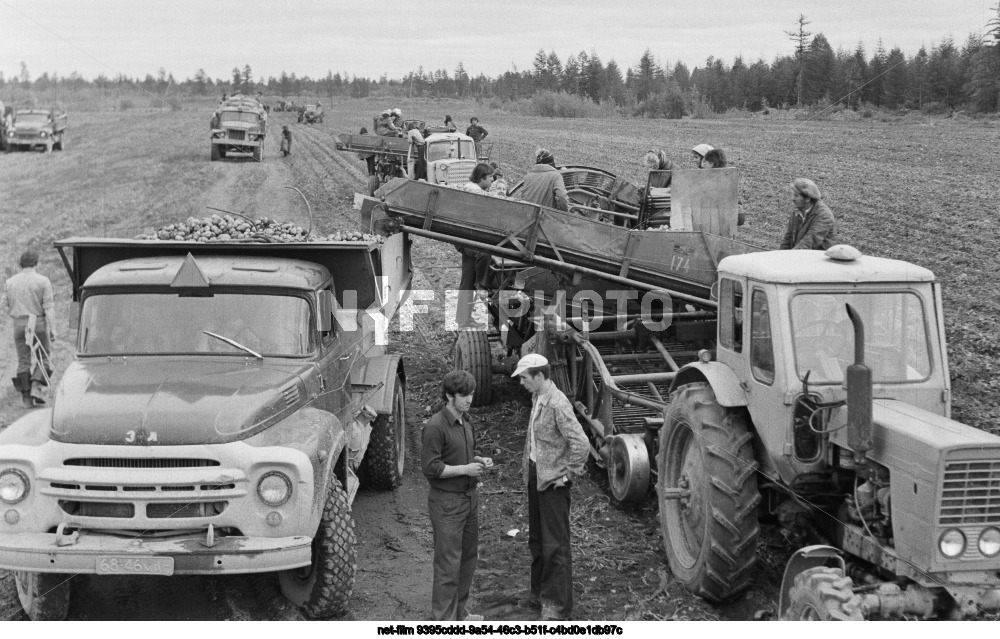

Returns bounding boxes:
[316,290,333,332]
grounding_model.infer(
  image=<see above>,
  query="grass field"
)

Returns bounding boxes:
[0,96,998,620]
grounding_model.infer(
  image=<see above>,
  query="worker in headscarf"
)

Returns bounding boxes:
[781,178,836,250]
[691,144,714,168]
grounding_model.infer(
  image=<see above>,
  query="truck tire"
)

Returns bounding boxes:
[278,477,357,618]
[360,376,406,490]
[15,571,70,621]
[211,145,220,161]
[453,330,493,406]
[54,136,64,151]
[658,382,760,603]
[367,175,381,196]
[784,566,864,620]
[253,145,262,162]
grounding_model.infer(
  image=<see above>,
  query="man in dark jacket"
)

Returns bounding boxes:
[465,117,488,158]
[518,149,569,212]
[781,178,836,250]
[421,370,493,621]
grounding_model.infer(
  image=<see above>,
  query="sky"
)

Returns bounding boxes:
[0,0,995,83]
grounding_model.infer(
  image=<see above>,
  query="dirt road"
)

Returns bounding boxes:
[0,105,777,622]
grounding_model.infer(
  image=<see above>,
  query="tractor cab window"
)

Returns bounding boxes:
[790,291,931,384]
[719,278,744,353]
[750,290,775,384]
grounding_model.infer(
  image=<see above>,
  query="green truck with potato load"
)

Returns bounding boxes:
[0,222,412,620]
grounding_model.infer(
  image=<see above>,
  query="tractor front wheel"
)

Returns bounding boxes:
[784,566,864,620]
[453,329,493,407]
[658,382,761,603]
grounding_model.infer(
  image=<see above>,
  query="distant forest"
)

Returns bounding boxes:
[4,12,1000,116]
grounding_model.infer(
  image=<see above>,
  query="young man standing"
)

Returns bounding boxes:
[512,354,590,621]
[3,249,57,408]
[421,370,493,621]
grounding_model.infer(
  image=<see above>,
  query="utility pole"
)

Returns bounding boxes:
[785,14,812,107]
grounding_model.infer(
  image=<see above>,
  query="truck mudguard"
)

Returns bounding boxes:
[350,354,405,415]
[669,361,747,407]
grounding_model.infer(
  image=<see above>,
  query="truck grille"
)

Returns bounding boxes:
[64,458,220,468]
[940,460,1000,525]
[227,129,246,141]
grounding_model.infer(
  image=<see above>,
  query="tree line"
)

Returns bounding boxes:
[3,11,999,116]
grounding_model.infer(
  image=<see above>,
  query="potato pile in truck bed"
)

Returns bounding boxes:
[137,214,383,243]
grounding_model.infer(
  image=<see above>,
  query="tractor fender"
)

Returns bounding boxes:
[350,353,405,415]
[778,545,846,618]
[669,361,747,407]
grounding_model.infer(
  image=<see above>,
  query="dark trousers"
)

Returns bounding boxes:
[456,251,491,325]
[13,317,51,381]
[527,462,573,619]
[428,487,479,620]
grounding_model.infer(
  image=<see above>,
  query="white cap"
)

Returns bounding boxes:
[512,353,548,377]
[392,108,402,116]
[692,143,714,158]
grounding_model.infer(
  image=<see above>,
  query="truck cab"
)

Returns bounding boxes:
[6,108,67,152]
[0,234,412,620]
[409,132,479,186]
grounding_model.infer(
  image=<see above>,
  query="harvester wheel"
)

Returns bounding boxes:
[15,571,70,621]
[658,382,760,603]
[360,376,405,490]
[278,477,357,618]
[453,330,493,407]
[367,175,381,196]
[211,145,220,161]
[784,566,864,620]
[607,433,650,502]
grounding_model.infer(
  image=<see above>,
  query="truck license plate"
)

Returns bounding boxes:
[96,556,175,576]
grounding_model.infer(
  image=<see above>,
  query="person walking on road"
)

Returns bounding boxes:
[3,249,57,408]
[781,178,837,250]
[280,125,292,156]
[512,354,590,621]
[421,370,493,622]
[518,148,569,212]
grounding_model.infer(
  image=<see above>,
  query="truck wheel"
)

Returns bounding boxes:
[278,477,357,618]
[453,330,493,406]
[211,145,220,161]
[658,382,760,603]
[367,175,381,196]
[15,571,70,621]
[54,136,65,151]
[360,376,406,490]
[253,145,262,162]
[785,566,864,620]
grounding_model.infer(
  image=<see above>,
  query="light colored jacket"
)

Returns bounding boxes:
[522,380,590,491]
[518,164,569,212]
[3,268,55,319]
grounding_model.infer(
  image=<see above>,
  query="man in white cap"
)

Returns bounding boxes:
[691,143,714,168]
[781,178,837,250]
[511,353,590,620]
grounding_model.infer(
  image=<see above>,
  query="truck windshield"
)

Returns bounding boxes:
[427,140,475,162]
[220,111,260,124]
[78,293,311,356]
[15,113,50,125]
[790,292,931,384]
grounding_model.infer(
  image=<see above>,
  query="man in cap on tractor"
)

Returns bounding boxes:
[512,354,590,620]
[781,178,837,250]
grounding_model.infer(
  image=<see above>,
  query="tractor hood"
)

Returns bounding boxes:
[50,359,309,445]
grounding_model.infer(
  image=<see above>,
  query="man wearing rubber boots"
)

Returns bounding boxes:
[421,370,493,621]
[513,354,590,621]
[3,249,57,408]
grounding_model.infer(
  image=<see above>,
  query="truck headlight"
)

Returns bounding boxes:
[0,469,30,504]
[939,529,966,558]
[257,471,292,506]
[39,131,48,138]
[979,528,1000,557]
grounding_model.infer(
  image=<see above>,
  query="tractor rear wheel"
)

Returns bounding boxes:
[278,477,357,618]
[360,377,405,490]
[658,382,760,603]
[785,566,864,620]
[15,571,70,621]
[453,329,493,407]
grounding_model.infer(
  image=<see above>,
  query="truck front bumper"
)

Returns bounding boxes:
[0,531,312,575]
